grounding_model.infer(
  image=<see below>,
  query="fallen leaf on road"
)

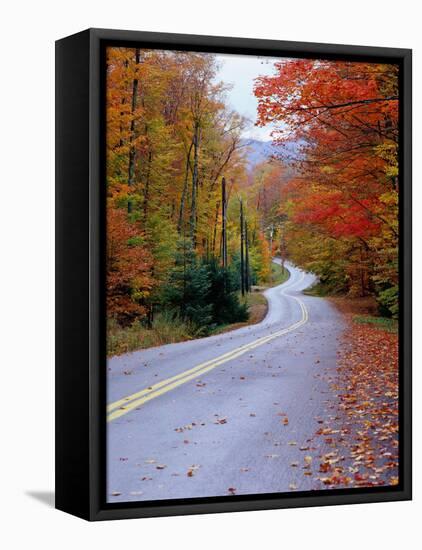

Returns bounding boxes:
[187,465,200,477]
[228,487,236,495]
[174,424,195,432]
[111,491,121,496]
[156,464,166,470]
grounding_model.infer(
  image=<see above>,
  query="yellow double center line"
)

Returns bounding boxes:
[107,272,308,422]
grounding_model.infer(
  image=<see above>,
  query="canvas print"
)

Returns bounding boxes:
[105,47,399,503]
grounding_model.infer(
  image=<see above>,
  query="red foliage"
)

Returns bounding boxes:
[106,205,153,325]
[255,60,399,298]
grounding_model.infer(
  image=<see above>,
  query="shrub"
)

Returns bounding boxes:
[377,285,399,319]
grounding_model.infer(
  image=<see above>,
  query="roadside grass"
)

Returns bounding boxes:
[107,313,194,357]
[108,295,268,355]
[304,281,340,297]
[328,295,397,334]
[211,264,290,336]
[211,291,268,336]
[107,265,290,357]
[353,315,398,333]
[270,262,290,286]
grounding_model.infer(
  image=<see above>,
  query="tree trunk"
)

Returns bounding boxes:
[189,121,200,246]
[177,141,193,234]
[119,59,129,149]
[128,48,140,186]
[245,221,250,292]
[211,201,220,256]
[143,150,152,223]
[221,177,228,268]
[240,199,245,296]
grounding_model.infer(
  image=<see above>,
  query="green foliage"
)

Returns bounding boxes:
[145,212,178,285]
[205,259,249,325]
[161,246,249,335]
[376,285,399,319]
[161,241,214,334]
[270,262,290,286]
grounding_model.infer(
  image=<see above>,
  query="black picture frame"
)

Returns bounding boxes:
[55,28,412,521]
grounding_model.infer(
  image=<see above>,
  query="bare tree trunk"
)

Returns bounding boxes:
[143,150,152,223]
[177,141,193,234]
[211,201,220,256]
[119,96,126,148]
[119,59,129,149]
[221,177,228,268]
[128,48,140,186]
[245,220,250,292]
[189,121,200,247]
[240,199,245,296]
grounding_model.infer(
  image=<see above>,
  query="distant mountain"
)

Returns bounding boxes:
[240,138,302,171]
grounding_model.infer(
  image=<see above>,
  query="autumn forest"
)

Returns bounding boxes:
[106,48,399,354]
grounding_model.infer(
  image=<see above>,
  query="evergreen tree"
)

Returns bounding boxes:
[161,240,213,333]
[204,258,249,325]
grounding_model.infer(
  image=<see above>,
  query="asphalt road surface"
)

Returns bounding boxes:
[107,261,346,502]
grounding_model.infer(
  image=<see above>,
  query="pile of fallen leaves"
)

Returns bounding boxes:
[311,314,399,490]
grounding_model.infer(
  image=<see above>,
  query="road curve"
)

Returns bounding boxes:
[107,261,346,502]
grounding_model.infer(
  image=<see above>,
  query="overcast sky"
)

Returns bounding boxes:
[214,53,283,141]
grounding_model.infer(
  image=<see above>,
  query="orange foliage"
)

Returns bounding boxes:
[255,60,399,305]
[107,205,153,325]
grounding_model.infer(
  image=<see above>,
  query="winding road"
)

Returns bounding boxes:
[107,261,346,502]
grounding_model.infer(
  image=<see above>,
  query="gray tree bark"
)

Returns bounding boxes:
[128,48,140,186]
